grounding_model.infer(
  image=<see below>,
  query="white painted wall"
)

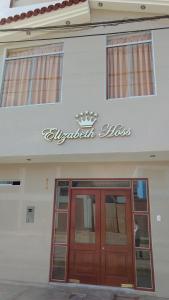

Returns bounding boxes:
[0,18,168,160]
[0,162,168,297]
[0,5,168,298]
[0,0,58,18]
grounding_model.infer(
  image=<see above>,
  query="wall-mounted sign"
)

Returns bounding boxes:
[42,111,132,145]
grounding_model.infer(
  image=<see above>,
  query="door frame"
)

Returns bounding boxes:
[68,188,135,286]
[50,178,155,292]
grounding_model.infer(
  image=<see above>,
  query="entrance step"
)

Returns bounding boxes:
[69,293,87,300]
[113,295,140,300]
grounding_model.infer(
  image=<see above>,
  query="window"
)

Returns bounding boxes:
[0,180,21,186]
[133,180,153,289]
[10,0,52,8]
[1,43,63,107]
[50,180,69,281]
[107,32,154,99]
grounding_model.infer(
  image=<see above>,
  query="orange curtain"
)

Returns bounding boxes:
[132,43,153,96]
[1,58,32,107]
[31,55,63,104]
[1,44,63,107]
[107,32,151,46]
[107,33,154,99]
[107,46,128,99]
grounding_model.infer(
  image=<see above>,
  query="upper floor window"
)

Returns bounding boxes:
[107,32,154,99]
[10,0,53,8]
[1,43,63,107]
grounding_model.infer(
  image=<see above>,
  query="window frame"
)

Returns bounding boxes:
[0,44,64,108]
[106,31,156,100]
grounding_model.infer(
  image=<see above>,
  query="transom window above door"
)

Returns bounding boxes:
[106,32,155,99]
[1,43,63,107]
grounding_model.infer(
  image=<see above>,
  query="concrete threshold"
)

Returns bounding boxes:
[0,281,168,300]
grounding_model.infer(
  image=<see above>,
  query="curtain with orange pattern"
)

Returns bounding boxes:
[1,44,63,107]
[107,33,154,99]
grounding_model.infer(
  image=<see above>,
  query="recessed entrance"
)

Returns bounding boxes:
[68,189,134,286]
[50,179,154,291]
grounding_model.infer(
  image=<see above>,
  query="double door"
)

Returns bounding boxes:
[68,189,134,286]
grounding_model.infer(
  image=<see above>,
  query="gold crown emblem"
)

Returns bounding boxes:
[75,111,98,128]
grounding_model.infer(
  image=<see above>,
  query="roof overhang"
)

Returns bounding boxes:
[0,0,90,43]
[90,0,169,14]
[1,0,169,44]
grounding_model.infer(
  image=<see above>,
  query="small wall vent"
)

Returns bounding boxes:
[0,180,21,186]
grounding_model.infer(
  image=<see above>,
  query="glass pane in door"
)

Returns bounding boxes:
[134,215,150,248]
[54,213,68,243]
[135,250,152,288]
[52,246,67,280]
[75,195,96,243]
[56,181,69,209]
[105,195,127,245]
[133,180,148,211]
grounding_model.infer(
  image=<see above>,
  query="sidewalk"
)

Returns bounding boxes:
[0,282,168,300]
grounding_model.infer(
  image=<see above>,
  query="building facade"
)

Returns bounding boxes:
[0,0,169,298]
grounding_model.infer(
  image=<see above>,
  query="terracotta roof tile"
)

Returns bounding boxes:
[0,0,86,26]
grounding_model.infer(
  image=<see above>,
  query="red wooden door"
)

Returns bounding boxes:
[68,189,134,286]
[68,189,100,284]
[100,189,134,286]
